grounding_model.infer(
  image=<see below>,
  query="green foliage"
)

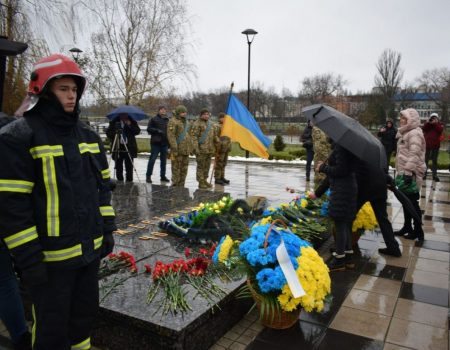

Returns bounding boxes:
[273,135,286,152]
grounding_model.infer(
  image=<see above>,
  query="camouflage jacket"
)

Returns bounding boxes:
[214,123,231,154]
[167,116,192,156]
[312,127,331,163]
[190,118,217,155]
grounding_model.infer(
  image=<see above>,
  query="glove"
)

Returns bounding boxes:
[403,175,413,185]
[101,232,115,258]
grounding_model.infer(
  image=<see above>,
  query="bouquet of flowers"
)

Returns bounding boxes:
[99,251,139,303]
[352,202,378,233]
[213,220,331,327]
[146,244,228,315]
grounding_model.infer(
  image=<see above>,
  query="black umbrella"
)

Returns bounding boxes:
[302,104,387,172]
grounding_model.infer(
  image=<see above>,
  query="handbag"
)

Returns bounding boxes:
[395,174,418,194]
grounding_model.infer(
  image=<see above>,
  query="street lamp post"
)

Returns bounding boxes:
[242,28,257,158]
[69,47,83,63]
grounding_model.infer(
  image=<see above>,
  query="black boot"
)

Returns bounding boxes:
[161,176,170,182]
[378,247,402,257]
[215,179,226,185]
[394,226,412,236]
[404,226,424,242]
[433,176,440,182]
[221,178,230,184]
[327,255,346,271]
[146,176,152,183]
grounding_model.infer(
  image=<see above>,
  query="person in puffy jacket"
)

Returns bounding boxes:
[394,108,426,241]
[422,113,444,182]
[0,54,116,350]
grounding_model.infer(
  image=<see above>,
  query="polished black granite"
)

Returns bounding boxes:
[315,328,384,350]
[247,321,326,349]
[363,262,406,281]
[93,185,251,350]
[399,282,449,307]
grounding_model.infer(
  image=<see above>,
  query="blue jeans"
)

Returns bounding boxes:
[0,246,28,343]
[146,144,168,178]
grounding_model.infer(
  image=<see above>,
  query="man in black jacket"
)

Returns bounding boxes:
[0,54,116,350]
[145,106,170,183]
[355,160,401,257]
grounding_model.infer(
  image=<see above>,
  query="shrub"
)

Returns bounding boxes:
[273,135,286,152]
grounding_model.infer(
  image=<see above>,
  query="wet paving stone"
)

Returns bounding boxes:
[399,282,449,307]
[315,328,384,350]
[363,263,406,281]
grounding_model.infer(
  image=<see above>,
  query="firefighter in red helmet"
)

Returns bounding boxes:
[0,54,116,349]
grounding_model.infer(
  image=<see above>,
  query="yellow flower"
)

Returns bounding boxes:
[237,207,244,214]
[213,203,219,210]
[214,209,221,213]
[199,203,204,208]
[300,199,308,208]
[219,201,225,208]
[277,246,331,313]
[352,202,377,231]
[218,235,234,262]
[260,216,272,225]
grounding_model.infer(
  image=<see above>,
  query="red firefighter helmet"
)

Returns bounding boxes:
[27,54,86,97]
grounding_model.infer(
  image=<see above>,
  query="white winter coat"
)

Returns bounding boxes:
[395,108,426,188]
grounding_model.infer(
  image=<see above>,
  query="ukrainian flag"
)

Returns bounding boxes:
[222,94,272,159]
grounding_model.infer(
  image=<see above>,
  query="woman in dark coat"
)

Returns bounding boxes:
[313,141,358,271]
[301,120,314,181]
[377,120,397,163]
[106,113,141,182]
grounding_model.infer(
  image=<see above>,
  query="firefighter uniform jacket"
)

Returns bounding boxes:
[0,100,116,285]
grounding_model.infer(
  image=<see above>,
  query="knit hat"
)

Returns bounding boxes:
[429,113,439,121]
[175,105,187,115]
[200,108,209,115]
[218,112,226,119]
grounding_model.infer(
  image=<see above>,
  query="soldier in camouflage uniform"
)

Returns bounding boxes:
[191,108,217,189]
[312,126,331,186]
[167,105,192,187]
[214,113,231,185]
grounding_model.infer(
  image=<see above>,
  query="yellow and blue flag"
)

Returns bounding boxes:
[221,94,272,159]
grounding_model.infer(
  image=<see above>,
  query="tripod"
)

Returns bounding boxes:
[109,125,141,183]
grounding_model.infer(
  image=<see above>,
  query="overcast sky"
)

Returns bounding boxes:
[185,0,450,95]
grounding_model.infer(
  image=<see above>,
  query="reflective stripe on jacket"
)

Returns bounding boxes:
[0,116,116,271]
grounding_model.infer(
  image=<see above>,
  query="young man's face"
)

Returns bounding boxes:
[159,108,167,116]
[200,112,209,121]
[50,77,77,113]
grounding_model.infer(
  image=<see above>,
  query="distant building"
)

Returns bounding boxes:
[393,92,441,121]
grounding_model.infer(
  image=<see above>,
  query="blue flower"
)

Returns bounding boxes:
[256,267,286,293]
[239,238,261,256]
[246,249,276,266]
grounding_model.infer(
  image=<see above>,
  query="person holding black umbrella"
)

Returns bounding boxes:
[106,113,141,182]
[394,108,426,241]
[314,141,358,271]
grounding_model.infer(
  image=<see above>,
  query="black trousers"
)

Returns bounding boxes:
[357,197,399,251]
[30,259,100,350]
[115,152,134,181]
[401,192,423,233]
[425,148,439,177]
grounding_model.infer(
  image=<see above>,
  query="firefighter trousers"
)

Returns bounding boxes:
[30,259,100,350]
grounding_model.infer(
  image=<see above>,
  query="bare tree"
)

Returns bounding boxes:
[374,48,403,119]
[83,0,194,106]
[417,67,450,123]
[299,73,346,104]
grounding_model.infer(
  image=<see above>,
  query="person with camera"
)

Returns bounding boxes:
[106,113,141,182]
[422,113,444,182]
[301,120,314,182]
[394,108,426,241]
[145,106,170,184]
[0,54,116,349]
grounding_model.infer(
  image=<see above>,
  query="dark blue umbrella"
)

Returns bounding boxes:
[106,105,149,121]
